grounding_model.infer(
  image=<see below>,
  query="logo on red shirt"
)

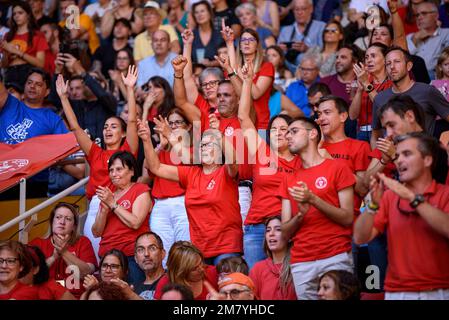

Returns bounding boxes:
[224,126,234,137]
[315,177,328,189]
[206,179,216,190]
[120,200,131,209]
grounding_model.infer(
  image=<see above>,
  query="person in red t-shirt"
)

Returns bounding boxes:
[20,245,75,300]
[29,202,97,299]
[279,117,355,300]
[140,109,191,269]
[139,110,243,264]
[238,61,300,269]
[1,2,48,88]
[349,43,392,142]
[55,67,139,261]
[318,95,372,205]
[355,132,449,300]
[249,216,297,300]
[0,240,39,300]
[92,151,152,285]
[154,241,219,300]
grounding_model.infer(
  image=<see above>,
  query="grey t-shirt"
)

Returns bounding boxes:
[372,82,449,135]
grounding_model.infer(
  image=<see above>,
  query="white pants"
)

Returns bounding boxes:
[83,195,101,264]
[238,186,252,227]
[385,289,449,300]
[149,196,190,268]
[291,251,354,300]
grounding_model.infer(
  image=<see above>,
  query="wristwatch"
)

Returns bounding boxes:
[111,202,119,212]
[228,69,237,78]
[409,194,425,208]
[364,83,374,93]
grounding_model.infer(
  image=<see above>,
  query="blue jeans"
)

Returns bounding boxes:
[357,130,372,142]
[204,253,241,266]
[243,224,267,270]
[127,256,146,286]
[367,233,388,291]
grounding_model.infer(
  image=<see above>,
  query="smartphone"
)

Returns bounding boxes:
[283,42,294,49]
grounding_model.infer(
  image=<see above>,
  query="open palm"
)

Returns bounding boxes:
[122,65,138,87]
[56,74,69,97]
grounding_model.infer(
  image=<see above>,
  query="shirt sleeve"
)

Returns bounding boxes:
[428,85,449,119]
[177,166,191,189]
[406,34,418,55]
[77,236,98,268]
[34,33,49,53]
[373,192,391,234]
[277,175,290,200]
[335,163,356,191]
[259,61,275,78]
[51,113,69,134]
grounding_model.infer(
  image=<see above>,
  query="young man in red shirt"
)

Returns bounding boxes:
[355,132,449,300]
[279,117,356,300]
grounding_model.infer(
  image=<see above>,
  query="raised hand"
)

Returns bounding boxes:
[220,19,234,43]
[137,119,151,142]
[181,29,194,45]
[369,174,384,205]
[377,137,396,163]
[121,65,138,88]
[378,173,415,201]
[288,181,313,203]
[353,62,369,87]
[56,74,69,98]
[214,54,231,73]
[83,274,99,290]
[96,186,115,209]
[172,55,188,75]
[153,115,172,140]
[143,91,158,111]
[240,60,254,81]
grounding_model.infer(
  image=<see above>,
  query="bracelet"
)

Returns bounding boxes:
[174,74,183,79]
[379,158,389,166]
[367,201,379,211]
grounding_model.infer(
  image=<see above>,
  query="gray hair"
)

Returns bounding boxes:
[199,67,224,85]
[295,0,314,7]
[235,3,257,17]
[300,52,322,70]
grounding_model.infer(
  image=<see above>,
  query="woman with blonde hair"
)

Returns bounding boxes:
[153,241,219,300]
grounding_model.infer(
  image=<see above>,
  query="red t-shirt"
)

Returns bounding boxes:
[151,150,185,199]
[398,7,419,35]
[153,265,218,300]
[99,183,151,257]
[246,144,301,225]
[85,141,132,200]
[177,165,243,258]
[37,280,67,300]
[0,282,39,300]
[30,236,97,299]
[253,61,274,130]
[321,138,371,215]
[359,77,392,126]
[277,159,355,263]
[249,258,297,300]
[368,148,396,179]
[374,180,449,292]
[3,31,49,64]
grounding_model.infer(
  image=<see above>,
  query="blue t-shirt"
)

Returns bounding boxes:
[0,94,68,144]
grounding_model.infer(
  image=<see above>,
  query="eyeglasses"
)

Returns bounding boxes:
[200,142,220,149]
[168,120,186,127]
[136,245,160,255]
[0,258,19,266]
[324,28,338,33]
[201,80,220,89]
[240,37,257,44]
[413,11,437,18]
[220,289,251,300]
[101,263,121,271]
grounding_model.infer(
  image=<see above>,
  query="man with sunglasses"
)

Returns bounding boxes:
[406,1,449,79]
[355,132,449,300]
[279,117,356,300]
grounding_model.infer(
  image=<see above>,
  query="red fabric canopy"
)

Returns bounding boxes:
[0,133,80,193]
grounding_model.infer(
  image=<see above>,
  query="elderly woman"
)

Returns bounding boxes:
[154,241,218,300]
[138,110,242,266]
[235,2,276,49]
[0,240,38,300]
[29,202,97,298]
[249,216,296,300]
[92,151,152,285]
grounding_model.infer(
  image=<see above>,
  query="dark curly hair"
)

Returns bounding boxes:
[319,270,360,300]
[85,281,129,300]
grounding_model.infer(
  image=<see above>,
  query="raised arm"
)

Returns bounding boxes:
[388,0,408,50]
[138,119,180,181]
[238,60,261,157]
[56,74,93,156]
[172,55,201,123]
[100,9,115,39]
[121,65,139,154]
[181,29,200,103]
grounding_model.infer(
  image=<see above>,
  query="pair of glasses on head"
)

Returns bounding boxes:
[324,28,338,33]
[101,263,121,271]
[135,245,160,255]
[240,37,257,44]
[219,289,251,300]
[201,80,220,89]
[168,120,186,127]
[0,258,18,266]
